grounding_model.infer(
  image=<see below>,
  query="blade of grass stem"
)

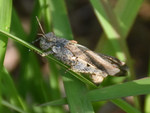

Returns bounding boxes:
[144,57,150,113]
[90,0,135,79]
[40,2,64,112]
[0,0,12,111]
[2,100,27,113]
[16,0,42,100]
[1,67,29,112]
[111,98,140,113]
[90,0,142,110]
[37,77,150,104]
[88,77,150,101]
[115,0,143,38]
[37,98,67,107]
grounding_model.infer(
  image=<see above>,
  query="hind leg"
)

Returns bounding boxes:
[69,57,107,84]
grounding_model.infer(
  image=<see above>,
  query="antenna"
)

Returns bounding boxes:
[31,17,46,44]
[36,16,45,34]
[37,33,47,39]
[30,17,46,51]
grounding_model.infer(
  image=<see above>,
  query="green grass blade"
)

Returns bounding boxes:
[11,8,27,40]
[89,77,149,112]
[111,98,140,113]
[49,0,73,39]
[39,0,52,33]
[0,30,38,52]
[90,0,142,110]
[90,0,122,40]
[1,67,29,111]
[39,1,64,112]
[0,0,12,111]
[2,100,27,113]
[144,58,150,113]
[145,94,150,113]
[37,77,149,111]
[89,0,133,70]
[38,98,67,107]
[88,77,150,101]
[37,97,141,113]
[40,0,61,99]
[62,73,95,113]
[115,0,143,38]
[95,0,143,80]
[28,0,41,42]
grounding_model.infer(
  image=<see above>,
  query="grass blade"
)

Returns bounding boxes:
[88,77,150,101]
[111,98,140,113]
[144,57,150,113]
[2,100,27,113]
[90,0,143,110]
[0,0,12,111]
[1,67,29,111]
[37,98,67,107]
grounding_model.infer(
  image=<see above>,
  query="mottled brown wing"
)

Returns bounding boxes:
[65,43,96,67]
[75,43,128,76]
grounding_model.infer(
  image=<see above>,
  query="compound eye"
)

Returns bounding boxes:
[52,38,56,42]
[52,46,61,53]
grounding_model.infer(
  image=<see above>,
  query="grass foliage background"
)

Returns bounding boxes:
[0,0,149,113]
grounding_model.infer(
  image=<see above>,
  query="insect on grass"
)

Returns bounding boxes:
[32,17,129,85]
